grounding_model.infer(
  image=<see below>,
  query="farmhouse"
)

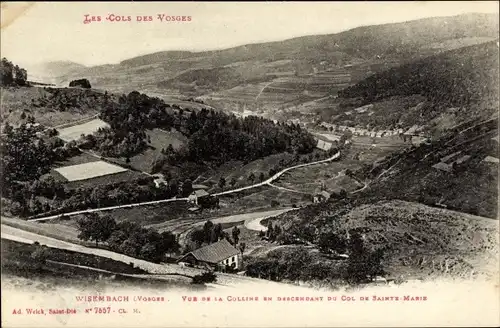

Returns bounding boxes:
[313,190,331,203]
[316,139,333,151]
[177,239,241,271]
[188,189,210,206]
[152,173,167,188]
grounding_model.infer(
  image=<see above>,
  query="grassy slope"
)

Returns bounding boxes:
[1,87,98,127]
[276,199,498,280]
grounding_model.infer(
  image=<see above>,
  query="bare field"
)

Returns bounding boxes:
[57,118,109,142]
[54,161,128,181]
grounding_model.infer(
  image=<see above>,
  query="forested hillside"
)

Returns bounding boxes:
[338,41,499,110]
[88,90,316,163]
[332,41,499,130]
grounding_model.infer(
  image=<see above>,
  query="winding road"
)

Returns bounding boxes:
[29,151,340,222]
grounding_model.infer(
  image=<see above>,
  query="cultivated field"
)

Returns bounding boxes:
[53,161,128,181]
[57,118,109,142]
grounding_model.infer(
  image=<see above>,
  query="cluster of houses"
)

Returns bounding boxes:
[319,122,424,138]
[151,174,212,206]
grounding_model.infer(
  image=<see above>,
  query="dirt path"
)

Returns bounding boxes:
[255,81,274,100]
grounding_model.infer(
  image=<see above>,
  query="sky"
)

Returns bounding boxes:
[1,1,499,68]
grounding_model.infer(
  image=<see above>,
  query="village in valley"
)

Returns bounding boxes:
[1,6,498,295]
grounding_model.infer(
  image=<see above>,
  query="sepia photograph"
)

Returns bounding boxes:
[1,1,499,327]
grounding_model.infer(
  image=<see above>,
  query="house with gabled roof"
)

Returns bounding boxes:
[188,189,210,206]
[177,239,241,271]
[313,190,331,203]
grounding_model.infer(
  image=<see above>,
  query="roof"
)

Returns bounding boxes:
[432,162,452,172]
[182,239,240,264]
[190,190,210,197]
[320,191,331,199]
[484,156,499,164]
[316,139,333,151]
[454,155,471,165]
[441,151,462,163]
[192,184,209,190]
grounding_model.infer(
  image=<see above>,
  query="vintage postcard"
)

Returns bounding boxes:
[1,1,499,327]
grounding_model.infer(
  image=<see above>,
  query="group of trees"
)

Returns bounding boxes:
[188,220,245,254]
[190,220,228,248]
[246,231,385,284]
[258,221,283,242]
[0,123,55,187]
[94,90,317,167]
[0,57,28,86]
[33,87,111,112]
[77,213,180,262]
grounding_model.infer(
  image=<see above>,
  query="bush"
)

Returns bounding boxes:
[191,271,217,284]
[69,79,91,89]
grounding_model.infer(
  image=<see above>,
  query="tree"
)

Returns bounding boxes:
[190,229,205,247]
[182,179,193,197]
[346,232,385,283]
[13,65,27,86]
[266,221,274,239]
[259,172,265,183]
[76,213,117,246]
[229,177,237,188]
[248,172,256,184]
[139,243,158,261]
[30,245,49,272]
[218,177,226,190]
[232,226,241,245]
[239,242,246,254]
[192,271,217,284]
[0,57,14,86]
[203,220,214,244]
[160,231,180,257]
[318,231,347,254]
[69,79,91,88]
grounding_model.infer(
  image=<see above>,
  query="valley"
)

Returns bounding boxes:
[1,12,498,294]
